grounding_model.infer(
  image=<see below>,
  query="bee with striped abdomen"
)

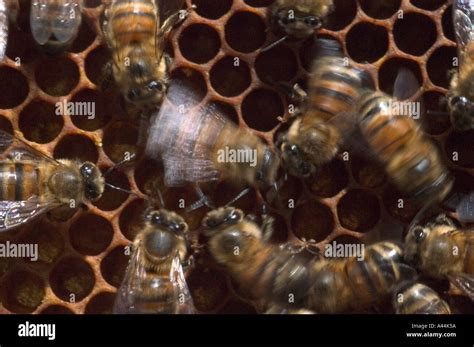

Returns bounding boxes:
[30,0,82,54]
[405,214,474,302]
[393,282,451,314]
[447,0,474,131]
[145,83,280,191]
[279,39,371,177]
[102,0,190,109]
[265,0,333,50]
[0,0,19,61]
[355,68,453,206]
[114,208,195,314]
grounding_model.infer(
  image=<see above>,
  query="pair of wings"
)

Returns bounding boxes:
[0,130,64,232]
[453,0,474,64]
[145,83,229,187]
[113,242,195,314]
[30,0,82,45]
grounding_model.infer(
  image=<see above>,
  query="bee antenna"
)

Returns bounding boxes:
[261,35,288,52]
[225,187,251,207]
[185,185,215,213]
[103,153,136,177]
[155,187,166,209]
[105,182,138,196]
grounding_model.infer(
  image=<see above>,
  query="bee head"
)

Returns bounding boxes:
[79,162,105,201]
[449,95,474,131]
[202,207,244,233]
[280,141,314,178]
[145,209,188,235]
[404,225,430,268]
[276,8,322,39]
[255,148,281,187]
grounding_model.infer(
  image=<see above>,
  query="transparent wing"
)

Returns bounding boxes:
[448,273,474,301]
[146,83,227,187]
[53,0,82,43]
[393,67,420,101]
[456,191,474,223]
[157,0,185,25]
[30,0,54,45]
[453,0,474,60]
[0,0,7,61]
[169,252,195,314]
[113,242,146,314]
[0,197,59,231]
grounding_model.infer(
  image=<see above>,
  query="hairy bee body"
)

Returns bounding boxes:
[357,91,452,204]
[393,282,451,314]
[114,209,195,314]
[282,56,369,176]
[308,242,412,313]
[270,0,333,40]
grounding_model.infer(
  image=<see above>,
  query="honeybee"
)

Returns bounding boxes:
[0,0,19,61]
[355,69,453,206]
[265,305,315,314]
[113,208,195,314]
[308,242,416,313]
[103,0,190,108]
[0,130,110,231]
[203,207,415,313]
[405,214,474,302]
[203,206,315,310]
[265,0,334,50]
[145,83,280,190]
[279,40,371,177]
[30,0,82,54]
[448,0,474,131]
[393,282,451,314]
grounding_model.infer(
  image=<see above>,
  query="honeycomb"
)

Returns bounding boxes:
[0,0,472,314]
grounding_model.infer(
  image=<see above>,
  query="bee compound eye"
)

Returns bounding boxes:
[413,228,426,243]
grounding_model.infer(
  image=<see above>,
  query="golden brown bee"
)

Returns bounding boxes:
[355,70,453,206]
[203,207,414,313]
[268,0,333,48]
[308,242,415,313]
[103,0,189,108]
[0,130,106,231]
[146,84,280,190]
[30,0,82,54]
[393,282,451,314]
[203,206,315,310]
[447,0,474,131]
[405,214,474,302]
[280,42,371,177]
[265,305,315,314]
[0,0,19,61]
[114,208,195,314]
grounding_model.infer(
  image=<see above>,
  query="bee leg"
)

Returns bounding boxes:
[434,214,456,228]
[260,204,275,243]
[182,255,195,272]
[99,61,114,91]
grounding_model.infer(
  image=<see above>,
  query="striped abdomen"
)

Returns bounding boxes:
[0,162,39,201]
[358,91,451,201]
[394,282,451,314]
[108,0,158,45]
[132,275,180,314]
[304,57,368,124]
[345,242,407,308]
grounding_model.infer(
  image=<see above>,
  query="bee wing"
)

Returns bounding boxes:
[169,252,195,314]
[157,0,185,25]
[0,0,7,61]
[30,0,54,45]
[0,197,59,231]
[393,67,420,101]
[113,242,147,314]
[456,191,474,223]
[453,0,474,61]
[447,273,474,301]
[146,84,227,187]
[52,0,82,44]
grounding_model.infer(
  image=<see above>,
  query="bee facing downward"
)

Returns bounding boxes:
[404,214,474,302]
[265,0,334,50]
[30,0,82,54]
[114,208,195,314]
[102,0,190,109]
[0,0,19,61]
[0,130,107,231]
[448,0,474,131]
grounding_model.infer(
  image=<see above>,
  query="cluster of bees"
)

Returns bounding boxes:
[0,0,473,314]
